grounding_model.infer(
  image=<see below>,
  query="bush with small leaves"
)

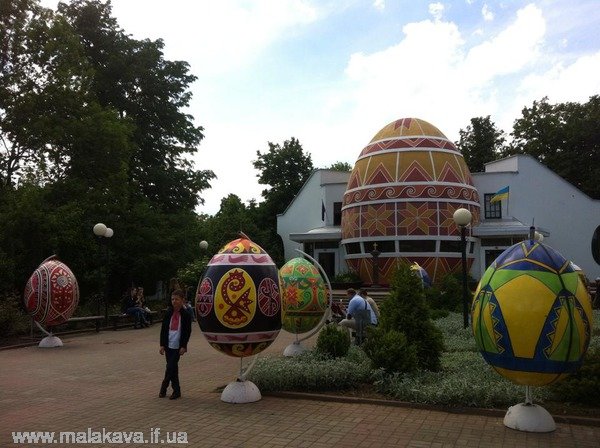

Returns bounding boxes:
[550,348,600,406]
[316,324,351,358]
[0,291,30,337]
[363,327,418,373]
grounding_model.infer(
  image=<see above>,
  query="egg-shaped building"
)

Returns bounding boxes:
[341,117,480,284]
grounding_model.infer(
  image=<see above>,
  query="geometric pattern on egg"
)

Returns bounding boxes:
[341,117,480,285]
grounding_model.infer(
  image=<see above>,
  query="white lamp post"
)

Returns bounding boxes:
[93,223,114,323]
[453,208,472,329]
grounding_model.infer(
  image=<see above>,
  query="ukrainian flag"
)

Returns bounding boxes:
[490,186,509,203]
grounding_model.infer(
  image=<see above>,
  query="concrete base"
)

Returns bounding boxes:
[283,341,307,357]
[221,380,262,404]
[39,335,63,348]
[504,403,556,433]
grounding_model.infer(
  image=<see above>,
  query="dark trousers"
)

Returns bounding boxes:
[161,348,181,393]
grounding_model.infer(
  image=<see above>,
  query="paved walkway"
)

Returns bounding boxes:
[1,325,599,447]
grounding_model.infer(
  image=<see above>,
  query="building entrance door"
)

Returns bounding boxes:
[317,252,335,280]
[484,249,506,269]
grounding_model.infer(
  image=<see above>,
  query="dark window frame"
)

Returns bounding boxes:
[333,202,342,226]
[484,193,502,219]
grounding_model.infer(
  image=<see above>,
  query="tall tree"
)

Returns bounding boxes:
[456,116,505,173]
[506,96,600,199]
[253,137,313,215]
[58,0,215,210]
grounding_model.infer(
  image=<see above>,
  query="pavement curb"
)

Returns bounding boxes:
[265,391,600,428]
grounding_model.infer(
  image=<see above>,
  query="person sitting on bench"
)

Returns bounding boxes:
[339,288,378,330]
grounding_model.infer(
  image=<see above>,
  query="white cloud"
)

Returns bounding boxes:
[373,0,385,11]
[428,2,445,21]
[482,4,494,21]
[517,51,600,104]
[112,0,319,78]
[333,4,548,144]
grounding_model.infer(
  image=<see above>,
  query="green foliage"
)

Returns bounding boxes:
[328,161,353,172]
[331,270,361,283]
[176,257,209,292]
[550,348,600,405]
[0,291,30,337]
[433,313,478,352]
[362,327,418,373]
[456,116,505,173]
[505,95,600,199]
[316,324,351,358]
[253,137,313,213]
[379,263,444,371]
[247,347,372,392]
[0,0,214,302]
[425,273,477,313]
[374,351,550,408]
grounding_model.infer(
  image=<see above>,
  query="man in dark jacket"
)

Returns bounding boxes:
[159,289,192,400]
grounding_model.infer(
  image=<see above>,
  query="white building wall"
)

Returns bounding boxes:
[473,155,600,280]
[277,170,350,266]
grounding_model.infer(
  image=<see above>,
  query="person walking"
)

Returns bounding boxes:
[159,289,192,400]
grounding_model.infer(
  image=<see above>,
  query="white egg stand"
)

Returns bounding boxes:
[35,321,63,348]
[282,250,333,358]
[504,386,555,432]
[221,354,262,404]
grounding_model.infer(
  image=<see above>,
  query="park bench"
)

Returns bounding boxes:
[65,315,105,332]
[108,310,159,330]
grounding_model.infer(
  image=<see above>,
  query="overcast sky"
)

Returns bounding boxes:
[41,0,600,215]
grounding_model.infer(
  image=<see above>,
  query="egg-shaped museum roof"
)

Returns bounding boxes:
[369,117,447,143]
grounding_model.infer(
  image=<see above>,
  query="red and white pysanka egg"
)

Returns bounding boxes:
[196,236,282,357]
[24,256,79,326]
[341,118,480,284]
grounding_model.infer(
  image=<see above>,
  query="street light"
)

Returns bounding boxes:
[370,243,380,288]
[453,208,472,329]
[93,223,114,324]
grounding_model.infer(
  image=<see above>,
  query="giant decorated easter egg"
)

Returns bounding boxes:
[280,258,328,334]
[24,256,79,326]
[196,236,282,357]
[472,240,594,386]
[341,118,480,285]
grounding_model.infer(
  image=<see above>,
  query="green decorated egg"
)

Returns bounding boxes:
[280,258,328,334]
[472,240,594,386]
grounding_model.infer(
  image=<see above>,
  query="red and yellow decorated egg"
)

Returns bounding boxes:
[196,236,282,357]
[23,256,79,326]
[341,117,480,284]
[280,258,328,334]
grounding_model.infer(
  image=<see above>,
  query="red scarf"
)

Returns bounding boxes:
[170,309,180,331]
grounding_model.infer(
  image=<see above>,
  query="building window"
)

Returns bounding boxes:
[592,225,600,265]
[345,243,361,254]
[315,241,338,249]
[397,240,436,252]
[367,241,395,253]
[439,240,463,252]
[333,202,342,226]
[484,193,502,219]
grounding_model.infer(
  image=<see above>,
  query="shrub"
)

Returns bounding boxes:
[247,347,372,392]
[331,270,361,283]
[316,324,351,358]
[363,327,418,373]
[379,263,444,371]
[0,291,30,337]
[550,348,600,405]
